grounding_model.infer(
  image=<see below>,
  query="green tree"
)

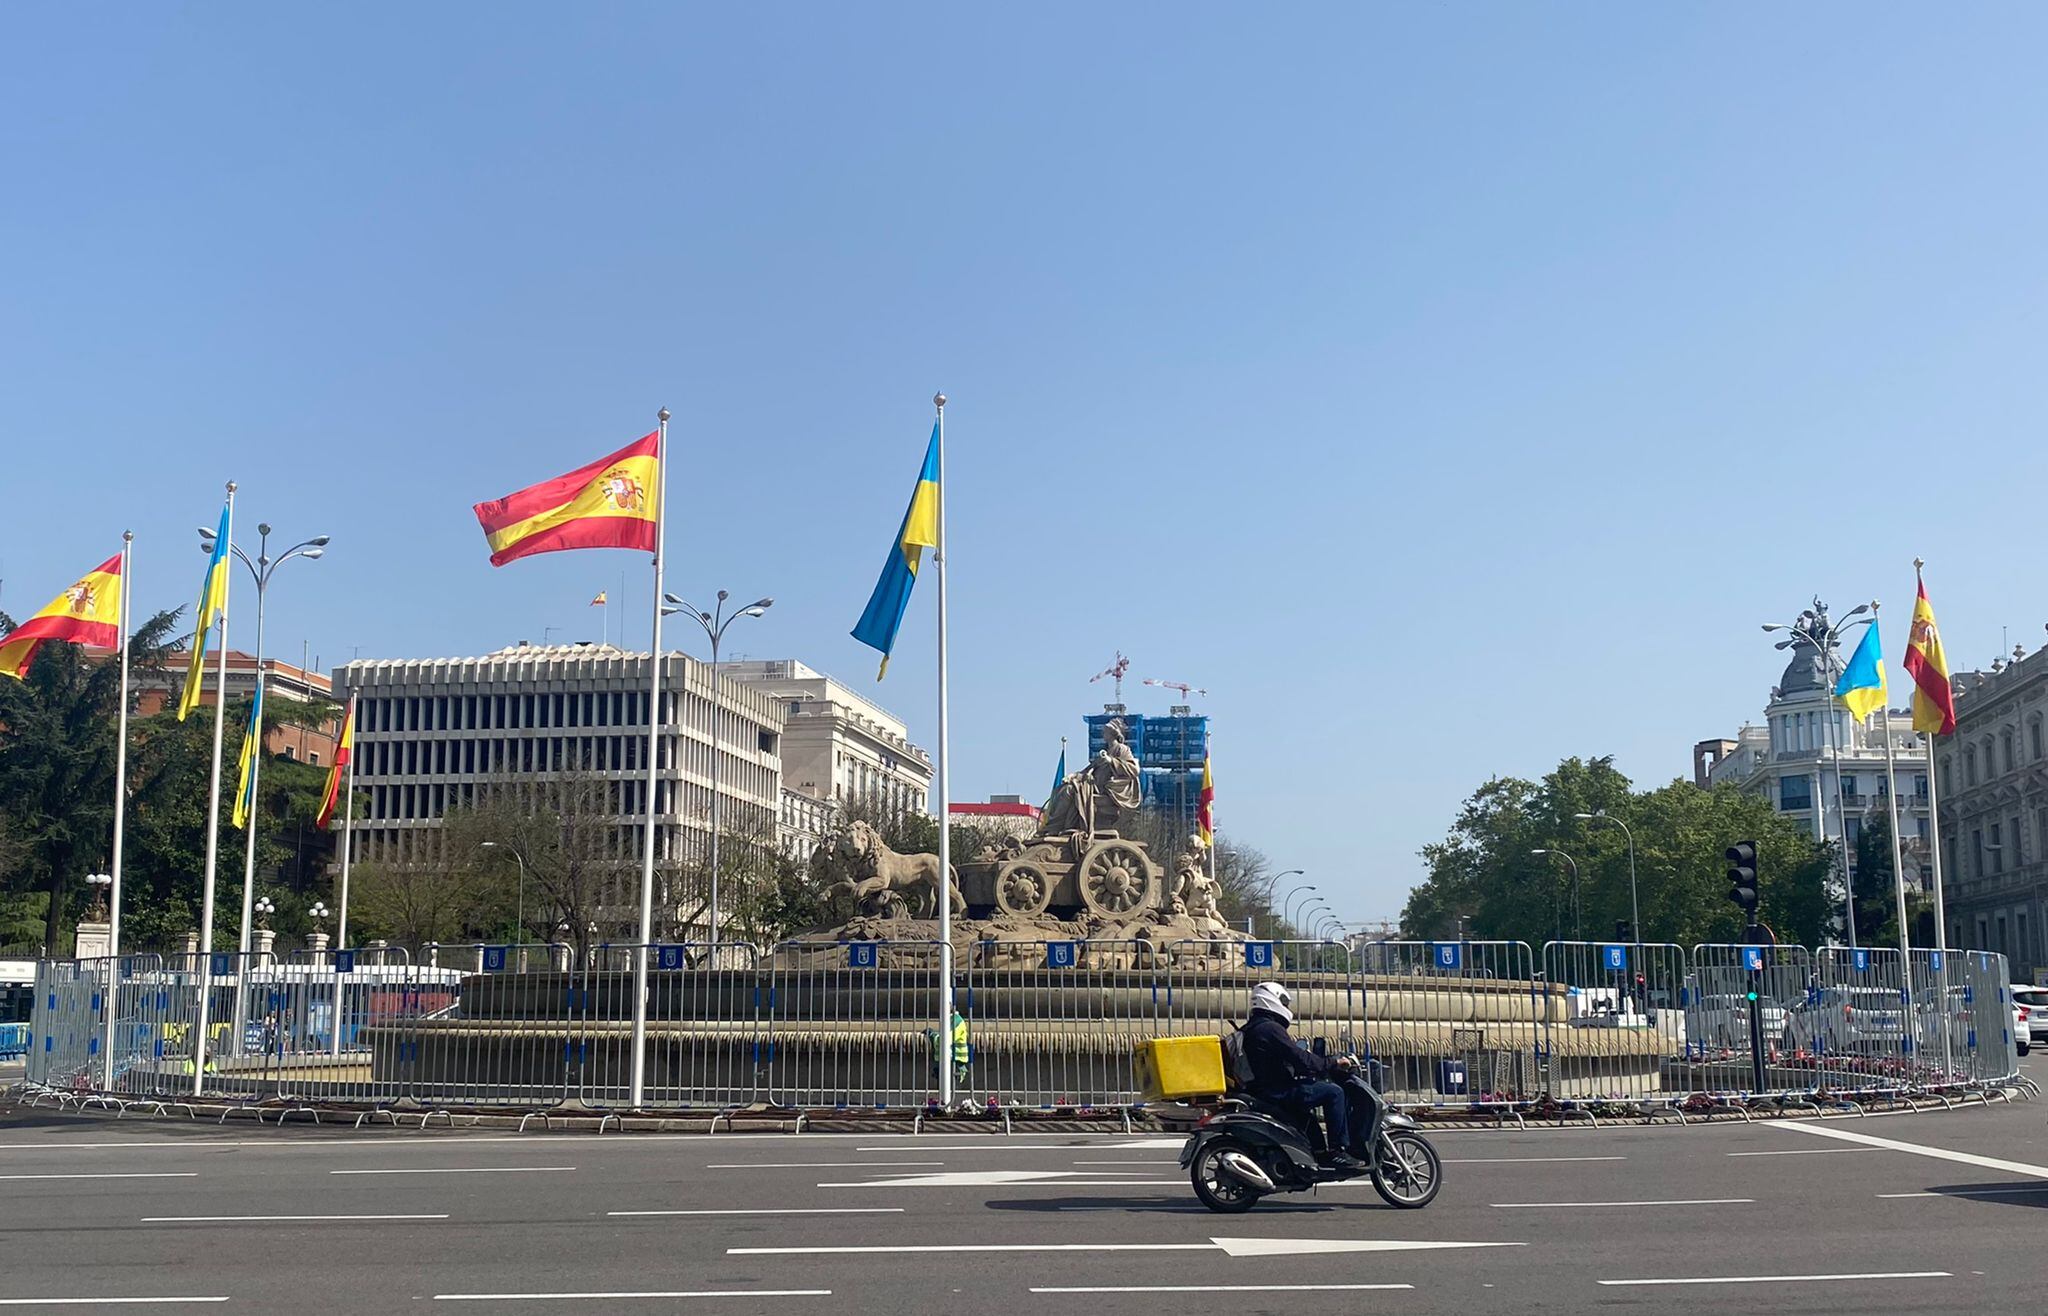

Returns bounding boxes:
[0,609,178,952]
[1402,756,1832,949]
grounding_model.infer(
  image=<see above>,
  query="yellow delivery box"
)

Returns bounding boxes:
[1134,1035,1226,1101]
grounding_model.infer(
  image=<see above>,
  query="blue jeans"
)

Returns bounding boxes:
[1281,1080,1349,1154]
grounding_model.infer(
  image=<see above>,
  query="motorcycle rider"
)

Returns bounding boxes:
[1242,981,1366,1171]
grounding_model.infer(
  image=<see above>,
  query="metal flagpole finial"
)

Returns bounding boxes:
[1914,557,1925,573]
[226,481,238,493]
[658,407,670,423]
[933,392,946,411]
[123,530,134,543]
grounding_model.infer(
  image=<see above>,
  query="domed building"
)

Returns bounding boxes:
[1697,605,1934,929]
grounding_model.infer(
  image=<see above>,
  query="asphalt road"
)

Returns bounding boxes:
[3,1057,2046,1315]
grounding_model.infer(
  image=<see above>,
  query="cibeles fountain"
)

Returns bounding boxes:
[369,728,1589,1118]
[811,719,1247,966]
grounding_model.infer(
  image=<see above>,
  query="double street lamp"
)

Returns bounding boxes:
[660,589,773,944]
[198,521,328,961]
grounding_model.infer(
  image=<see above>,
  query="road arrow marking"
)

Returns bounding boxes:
[731,1237,1523,1258]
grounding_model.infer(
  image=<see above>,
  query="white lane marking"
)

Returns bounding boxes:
[0,1302,228,1309]
[434,1290,831,1302]
[1878,1187,2048,1199]
[1726,1148,1878,1157]
[330,1167,575,1176]
[1769,1120,2048,1178]
[1072,1160,1178,1166]
[1447,1156,1625,1164]
[705,1161,943,1169]
[0,1173,199,1181]
[818,1169,1130,1188]
[857,1145,1095,1153]
[1032,1284,1414,1294]
[609,1208,906,1217]
[733,1237,1521,1258]
[1492,1199,1751,1209]
[811,1187,1179,1195]
[141,1214,449,1223]
[1599,1272,1950,1287]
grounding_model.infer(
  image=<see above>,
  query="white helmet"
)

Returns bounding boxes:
[1249,981,1293,1024]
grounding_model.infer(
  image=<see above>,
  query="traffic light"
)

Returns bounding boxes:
[1725,841,1759,914]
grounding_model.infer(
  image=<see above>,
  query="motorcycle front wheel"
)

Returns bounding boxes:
[1370,1130,1442,1209]
[1190,1138,1261,1214]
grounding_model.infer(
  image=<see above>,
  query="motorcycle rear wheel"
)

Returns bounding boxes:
[1190,1138,1261,1214]
[1370,1130,1441,1209]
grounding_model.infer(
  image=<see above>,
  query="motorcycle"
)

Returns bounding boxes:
[1178,1062,1442,1213]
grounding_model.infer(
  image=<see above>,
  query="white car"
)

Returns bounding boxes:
[1684,993,1787,1051]
[1781,986,1910,1055]
[2011,984,2042,1055]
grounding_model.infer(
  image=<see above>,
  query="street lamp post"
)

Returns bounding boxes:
[1575,810,1639,943]
[660,589,772,945]
[202,521,326,1056]
[479,841,529,945]
[1282,885,1321,935]
[1764,603,1873,948]
[1252,868,1304,935]
[1532,849,1581,941]
[199,525,327,955]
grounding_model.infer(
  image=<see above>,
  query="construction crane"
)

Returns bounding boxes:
[1090,651,1131,704]
[1142,677,1209,702]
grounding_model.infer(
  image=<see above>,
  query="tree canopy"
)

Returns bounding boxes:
[1401,756,1833,950]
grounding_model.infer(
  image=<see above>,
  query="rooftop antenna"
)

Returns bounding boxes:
[1090,651,1131,705]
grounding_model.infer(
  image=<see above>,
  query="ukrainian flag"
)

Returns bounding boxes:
[1834,621,1888,722]
[178,500,232,721]
[231,683,264,829]
[851,424,939,679]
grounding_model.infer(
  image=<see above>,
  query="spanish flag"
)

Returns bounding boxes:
[314,696,354,830]
[231,682,264,830]
[179,499,233,721]
[0,552,124,681]
[850,424,939,679]
[1905,570,1957,736]
[472,433,659,567]
[1197,749,1215,846]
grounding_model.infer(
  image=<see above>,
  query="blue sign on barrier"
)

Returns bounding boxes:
[1851,948,1871,972]
[1601,945,1628,971]
[482,945,509,973]
[848,941,879,969]
[1045,941,1077,969]
[1742,946,1766,972]
[1243,942,1275,969]
[1435,1059,1468,1094]
[657,945,686,971]
[336,950,355,974]
[210,953,232,977]
[1431,942,1462,972]
[1928,951,1944,972]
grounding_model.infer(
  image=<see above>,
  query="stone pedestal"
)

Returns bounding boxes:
[74,921,111,960]
[305,930,331,955]
[253,928,276,958]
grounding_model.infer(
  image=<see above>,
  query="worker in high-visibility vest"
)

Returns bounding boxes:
[929,1008,970,1092]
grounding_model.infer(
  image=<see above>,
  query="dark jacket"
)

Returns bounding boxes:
[1242,1007,1330,1094]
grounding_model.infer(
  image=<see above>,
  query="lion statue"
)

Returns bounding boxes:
[820,819,966,921]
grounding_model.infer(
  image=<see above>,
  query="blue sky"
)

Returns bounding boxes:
[5,7,2047,922]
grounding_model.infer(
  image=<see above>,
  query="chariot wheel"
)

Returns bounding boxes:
[1077,839,1155,917]
[994,860,1054,917]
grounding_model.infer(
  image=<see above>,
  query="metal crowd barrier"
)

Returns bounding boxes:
[20,937,2026,1117]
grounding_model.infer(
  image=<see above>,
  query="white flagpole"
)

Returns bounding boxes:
[331,699,356,1060]
[933,392,955,1110]
[104,531,133,1093]
[1914,559,1954,1081]
[628,408,669,1110]
[337,708,356,952]
[192,482,236,1097]
[1871,603,1915,1039]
